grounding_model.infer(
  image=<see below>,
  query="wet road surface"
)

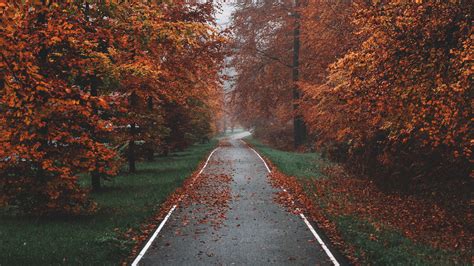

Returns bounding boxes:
[139,133,335,265]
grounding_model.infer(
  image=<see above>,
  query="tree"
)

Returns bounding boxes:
[230,1,296,148]
[0,2,119,214]
[0,0,225,214]
[302,1,472,184]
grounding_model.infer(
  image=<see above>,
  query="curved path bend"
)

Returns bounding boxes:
[136,133,339,265]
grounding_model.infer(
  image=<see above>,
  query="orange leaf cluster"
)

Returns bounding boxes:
[230,1,472,183]
[301,1,472,183]
[229,2,295,144]
[0,1,226,215]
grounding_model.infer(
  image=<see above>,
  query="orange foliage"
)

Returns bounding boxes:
[301,1,472,183]
[230,2,295,145]
[0,1,225,214]
[0,3,120,214]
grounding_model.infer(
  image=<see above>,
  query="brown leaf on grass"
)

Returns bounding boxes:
[317,165,472,255]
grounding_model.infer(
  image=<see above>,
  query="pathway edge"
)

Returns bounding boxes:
[243,140,341,266]
[131,147,219,266]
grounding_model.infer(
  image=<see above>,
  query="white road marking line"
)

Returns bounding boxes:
[250,147,272,173]
[240,140,272,173]
[245,141,340,266]
[300,213,340,266]
[131,147,219,266]
[131,204,177,266]
[198,148,219,176]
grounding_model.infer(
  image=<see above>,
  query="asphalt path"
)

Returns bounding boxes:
[138,132,337,265]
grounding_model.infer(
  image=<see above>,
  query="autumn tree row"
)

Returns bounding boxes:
[0,1,225,215]
[231,1,472,186]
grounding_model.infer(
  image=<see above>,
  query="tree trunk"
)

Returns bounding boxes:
[82,1,102,191]
[146,96,154,161]
[146,148,154,161]
[90,85,102,190]
[91,171,101,191]
[292,0,307,149]
[129,122,137,173]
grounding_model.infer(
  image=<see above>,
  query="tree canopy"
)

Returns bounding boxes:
[0,1,226,215]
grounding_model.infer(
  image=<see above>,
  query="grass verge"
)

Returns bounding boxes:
[245,137,466,265]
[0,140,217,265]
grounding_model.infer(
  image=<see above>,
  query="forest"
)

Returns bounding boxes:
[1,1,225,215]
[231,0,471,188]
[229,0,471,263]
[0,0,472,265]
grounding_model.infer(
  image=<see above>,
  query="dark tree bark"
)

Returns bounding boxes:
[90,84,102,191]
[292,0,307,148]
[91,171,101,192]
[128,122,137,173]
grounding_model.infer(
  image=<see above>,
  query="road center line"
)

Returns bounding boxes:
[131,147,219,266]
[244,140,340,266]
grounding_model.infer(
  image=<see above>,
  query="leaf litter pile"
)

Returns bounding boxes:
[261,154,471,264]
[181,171,232,231]
[123,143,232,264]
[316,165,472,256]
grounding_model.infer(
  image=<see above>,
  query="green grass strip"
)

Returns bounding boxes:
[0,140,217,265]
